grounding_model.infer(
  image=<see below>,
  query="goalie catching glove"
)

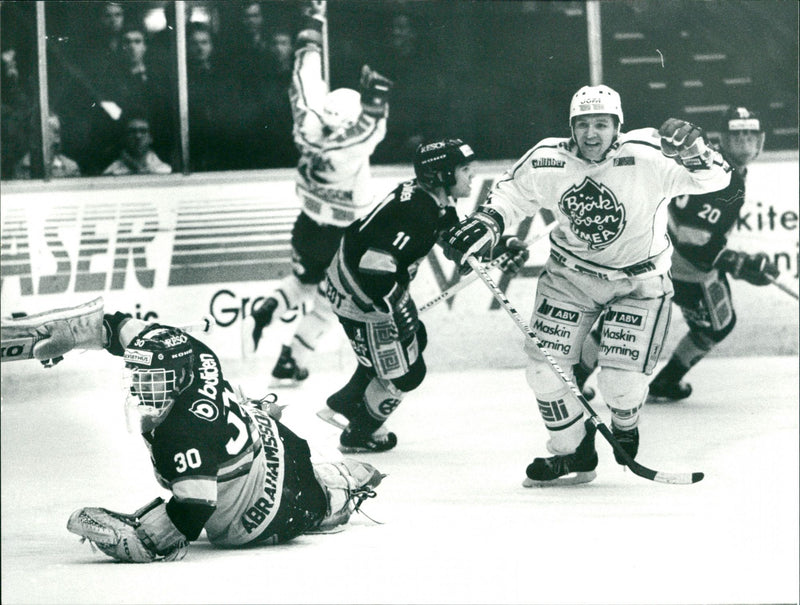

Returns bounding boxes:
[67,497,188,563]
[714,249,779,286]
[658,118,714,171]
[440,206,505,268]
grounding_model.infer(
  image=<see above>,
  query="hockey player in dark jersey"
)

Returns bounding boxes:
[572,106,779,402]
[319,139,529,452]
[1,298,384,563]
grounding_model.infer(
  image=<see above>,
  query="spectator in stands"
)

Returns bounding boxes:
[224,2,295,168]
[87,24,174,174]
[102,115,171,175]
[1,43,31,179]
[370,12,447,164]
[186,22,242,172]
[13,114,81,179]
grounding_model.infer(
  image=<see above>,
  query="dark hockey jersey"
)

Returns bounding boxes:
[338,179,460,304]
[107,318,286,547]
[667,161,746,272]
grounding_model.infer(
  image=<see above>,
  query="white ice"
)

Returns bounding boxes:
[1,353,798,605]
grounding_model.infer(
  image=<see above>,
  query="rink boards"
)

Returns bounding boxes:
[1,153,797,365]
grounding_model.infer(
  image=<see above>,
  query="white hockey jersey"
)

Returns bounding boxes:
[290,44,387,227]
[487,129,732,279]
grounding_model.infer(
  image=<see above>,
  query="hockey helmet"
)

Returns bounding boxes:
[123,326,194,430]
[569,85,624,126]
[321,88,362,131]
[719,106,765,164]
[721,106,762,133]
[414,138,475,189]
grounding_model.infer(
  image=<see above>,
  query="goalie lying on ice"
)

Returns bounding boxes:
[4,297,385,562]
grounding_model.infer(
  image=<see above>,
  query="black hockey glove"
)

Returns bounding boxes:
[440,206,504,269]
[360,65,393,118]
[381,286,419,342]
[714,249,779,286]
[297,2,325,46]
[484,235,530,276]
[658,118,714,171]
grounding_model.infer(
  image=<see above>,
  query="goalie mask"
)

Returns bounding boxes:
[321,88,362,132]
[123,326,194,432]
[414,138,475,190]
[719,106,764,167]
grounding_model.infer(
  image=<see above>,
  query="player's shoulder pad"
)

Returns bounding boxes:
[617,127,662,153]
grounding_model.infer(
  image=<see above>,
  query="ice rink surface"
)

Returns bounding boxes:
[1,353,798,605]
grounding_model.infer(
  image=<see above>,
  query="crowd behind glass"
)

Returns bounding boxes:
[1,0,796,180]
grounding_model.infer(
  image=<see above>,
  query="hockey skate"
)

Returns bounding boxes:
[647,377,692,402]
[339,424,398,454]
[316,366,372,430]
[250,297,278,352]
[269,345,309,388]
[523,421,597,487]
[610,424,639,465]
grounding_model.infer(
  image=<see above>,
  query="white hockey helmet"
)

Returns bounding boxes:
[569,85,624,126]
[321,88,362,131]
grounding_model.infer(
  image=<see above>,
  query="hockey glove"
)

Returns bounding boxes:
[67,498,188,563]
[440,206,504,269]
[380,286,419,342]
[360,65,393,118]
[485,235,530,276]
[714,249,779,286]
[297,1,326,46]
[1,297,106,364]
[658,118,714,170]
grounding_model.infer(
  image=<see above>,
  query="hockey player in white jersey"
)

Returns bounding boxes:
[244,1,391,387]
[441,85,732,486]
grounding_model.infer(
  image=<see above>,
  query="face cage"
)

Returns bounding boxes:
[123,367,179,422]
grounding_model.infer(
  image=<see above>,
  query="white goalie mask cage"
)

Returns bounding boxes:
[121,326,194,432]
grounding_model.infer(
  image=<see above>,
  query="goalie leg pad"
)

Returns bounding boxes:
[312,460,384,530]
[1,297,106,362]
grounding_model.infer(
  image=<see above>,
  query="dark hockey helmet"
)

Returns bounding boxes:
[719,106,765,164]
[414,138,475,189]
[721,106,762,133]
[123,325,195,428]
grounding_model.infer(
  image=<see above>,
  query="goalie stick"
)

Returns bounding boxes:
[418,220,558,314]
[465,256,704,485]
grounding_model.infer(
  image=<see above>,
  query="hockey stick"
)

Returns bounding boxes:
[465,256,704,485]
[179,316,214,334]
[418,221,558,314]
[766,276,799,300]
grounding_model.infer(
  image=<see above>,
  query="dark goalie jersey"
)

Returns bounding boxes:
[107,319,289,547]
[339,179,460,302]
[667,162,746,273]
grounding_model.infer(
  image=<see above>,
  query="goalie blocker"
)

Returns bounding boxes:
[1,297,105,363]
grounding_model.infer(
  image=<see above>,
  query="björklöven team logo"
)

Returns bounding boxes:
[558,177,626,250]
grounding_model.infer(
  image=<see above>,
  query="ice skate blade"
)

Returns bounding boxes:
[269,376,307,389]
[646,394,685,404]
[316,408,349,430]
[522,470,597,487]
